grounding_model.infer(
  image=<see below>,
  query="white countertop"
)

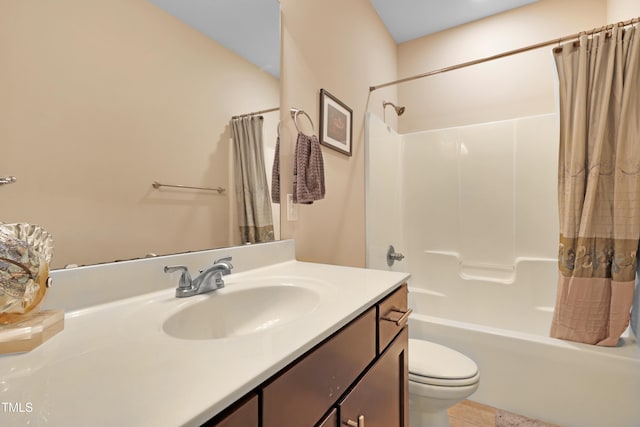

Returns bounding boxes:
[0,248,409,426]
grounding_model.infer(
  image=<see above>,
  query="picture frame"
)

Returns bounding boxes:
[319,89,353,156]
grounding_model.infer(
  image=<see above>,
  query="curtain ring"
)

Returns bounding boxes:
[554,36,564,53]
[292,109,315,135]
[605,24,613,39]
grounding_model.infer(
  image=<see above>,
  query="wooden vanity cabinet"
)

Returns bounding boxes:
[206,283,409,427]
[339,327,408,427]
[202,392,258,427]
[262,308,377,427]
[317,408,339,427]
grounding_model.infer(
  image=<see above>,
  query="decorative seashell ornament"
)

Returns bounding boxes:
[0,223,53,324]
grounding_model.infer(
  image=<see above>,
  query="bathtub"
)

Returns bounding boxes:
[407,253,640,427]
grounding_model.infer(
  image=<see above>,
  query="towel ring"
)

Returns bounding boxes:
[292,109,315,134]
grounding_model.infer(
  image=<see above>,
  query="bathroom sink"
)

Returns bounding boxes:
[162,278,324,340]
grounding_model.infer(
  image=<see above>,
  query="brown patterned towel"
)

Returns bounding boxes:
[293,132,325,204]
[271,135,280,204]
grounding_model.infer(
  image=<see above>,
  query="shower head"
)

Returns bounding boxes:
[383,101,405,116]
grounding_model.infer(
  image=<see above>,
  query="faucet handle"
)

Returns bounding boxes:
[212,256,233,276]
[164,265,192,289]
[164,265,188,274]
[214,256,232,264]
[215,256,233,270]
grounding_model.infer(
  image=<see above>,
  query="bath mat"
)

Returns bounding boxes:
[496,410,560,427]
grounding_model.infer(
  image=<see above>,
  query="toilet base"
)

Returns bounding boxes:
[408,376,479,427]
[409,399,451,427]
[409,408,450,427]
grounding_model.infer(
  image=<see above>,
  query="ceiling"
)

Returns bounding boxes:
[371,0,538,43]
[147,0,539,77]
[370,0,539,43]
[147,0,281,77]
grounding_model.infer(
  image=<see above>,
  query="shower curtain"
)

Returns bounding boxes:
[550,24,640,346]
[231,116,275,244]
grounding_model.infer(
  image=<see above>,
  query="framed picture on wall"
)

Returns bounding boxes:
[319,89,353,156]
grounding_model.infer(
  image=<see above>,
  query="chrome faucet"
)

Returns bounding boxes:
[164,256,234,298]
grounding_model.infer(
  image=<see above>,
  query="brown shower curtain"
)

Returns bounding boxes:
[550,24,640,346]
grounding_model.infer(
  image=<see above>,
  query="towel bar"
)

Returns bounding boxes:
[152,181,225,194]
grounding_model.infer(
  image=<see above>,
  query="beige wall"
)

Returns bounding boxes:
[1,0,279,268]
[607,0,640,21]
[7,0,630,270]
[397,0,608,133]
[279,0,397,267]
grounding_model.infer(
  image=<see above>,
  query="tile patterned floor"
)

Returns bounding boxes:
[448,401,561,427]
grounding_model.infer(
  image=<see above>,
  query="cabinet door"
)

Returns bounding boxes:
[339,327,408,427]
[317,408,338,427]
[262,308,376,427]
[203,393,258,427]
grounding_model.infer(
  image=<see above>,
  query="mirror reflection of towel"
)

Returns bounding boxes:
[271,135,280,204]
[293,132,325,204]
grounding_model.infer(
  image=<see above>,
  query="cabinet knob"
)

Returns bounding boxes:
[345,415,365,427]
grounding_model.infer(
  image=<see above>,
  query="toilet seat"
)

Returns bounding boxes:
[408,339,479,387]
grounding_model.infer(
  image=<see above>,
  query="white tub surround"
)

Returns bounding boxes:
[0,240,410,427]
[365,112,640,427]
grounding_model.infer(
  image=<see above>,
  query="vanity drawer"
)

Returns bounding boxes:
[262,307,376,427]
[378,284,410,353]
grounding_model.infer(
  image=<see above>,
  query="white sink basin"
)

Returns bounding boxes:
[162,278,324,340]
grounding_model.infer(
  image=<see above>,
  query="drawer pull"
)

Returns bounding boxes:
[381,308,413,326]
[345,415,365,427]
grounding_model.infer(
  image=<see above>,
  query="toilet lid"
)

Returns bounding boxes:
[409,339,479,386]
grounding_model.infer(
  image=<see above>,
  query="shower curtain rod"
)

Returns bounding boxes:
[369,16,640,92]
[231,106,279,119]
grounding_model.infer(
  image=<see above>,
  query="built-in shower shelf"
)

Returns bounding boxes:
[423,250,556,285]
[459,266,515,284]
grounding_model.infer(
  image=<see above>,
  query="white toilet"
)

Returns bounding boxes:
[408,339,480,427]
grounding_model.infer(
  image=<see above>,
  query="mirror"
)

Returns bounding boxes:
[0,0,280,269]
